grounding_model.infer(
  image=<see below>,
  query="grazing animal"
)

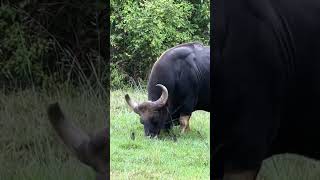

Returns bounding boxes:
[125,42,210,137]
[214,0,320,179]
[47,103,108,180]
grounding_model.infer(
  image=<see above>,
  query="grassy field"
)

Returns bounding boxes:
[110,90,320,180]
[110,89,210,179]
[1,88,320,180]
[0,88,106,180]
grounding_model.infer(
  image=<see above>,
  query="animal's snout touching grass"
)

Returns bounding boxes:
[111,90,210,179]
[130,129,178,142]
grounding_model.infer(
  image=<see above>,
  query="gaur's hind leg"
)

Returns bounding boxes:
[179,115,191,133]
[176,93,196,134]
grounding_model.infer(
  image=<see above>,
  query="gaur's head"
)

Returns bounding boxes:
[47,103,108,180]
[125,84,170,137]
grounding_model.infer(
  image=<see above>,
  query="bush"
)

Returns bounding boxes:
[0,5,49,87]
[0,2,107,93]
[110,63,127,89]
[111,0,209,87]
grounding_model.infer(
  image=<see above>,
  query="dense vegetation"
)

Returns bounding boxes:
[1,1,209,90]
[0,2,108,179]
[110,0,210,89]
[0,1,107,93]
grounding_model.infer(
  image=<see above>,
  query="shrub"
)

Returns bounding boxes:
[111,0,210,85]
[0,2,107,93]
[0,5,49,87]
[110,63,127,89]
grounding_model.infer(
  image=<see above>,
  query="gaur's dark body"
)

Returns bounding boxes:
[148,42,210,128]
[214,0,320,178]
[125,42,210,137]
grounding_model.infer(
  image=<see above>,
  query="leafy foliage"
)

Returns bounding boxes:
[110,0,209,88]
[110,63,128,89]
[0,0,209,90]
[0,5,49,86]
[0,1,107,94]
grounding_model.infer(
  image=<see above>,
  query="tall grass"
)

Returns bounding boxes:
[0,86,108,180]
[0,2,108,179]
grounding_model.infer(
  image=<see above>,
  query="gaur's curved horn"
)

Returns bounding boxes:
[152,84,168,109]
[47,103,90,153]
[125,94,139,113]
[47,103,108,180]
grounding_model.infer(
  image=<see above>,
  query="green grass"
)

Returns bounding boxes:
[1,88,320,180]
[0,88,106,180]
[110,89,210,179]
[110,89,320,180]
